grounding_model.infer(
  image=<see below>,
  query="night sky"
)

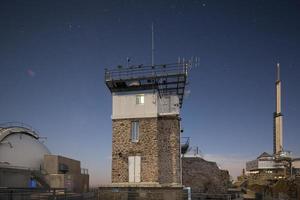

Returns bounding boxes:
[0,0,300,185]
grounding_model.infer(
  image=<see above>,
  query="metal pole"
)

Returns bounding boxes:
[152,23,154,66]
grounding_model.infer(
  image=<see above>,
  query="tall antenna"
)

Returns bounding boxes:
[152,22,155,66]
[126,57,130,68]
[276,62,280,81]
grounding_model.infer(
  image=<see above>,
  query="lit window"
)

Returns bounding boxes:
[131,121,139,142]
[136,94,144,105]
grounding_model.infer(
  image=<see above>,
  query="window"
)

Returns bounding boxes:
[131,121,139,142]
[136,94,144,104]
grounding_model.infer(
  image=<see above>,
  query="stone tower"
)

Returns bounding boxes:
[105,63,188,186]
[273,63,283,155]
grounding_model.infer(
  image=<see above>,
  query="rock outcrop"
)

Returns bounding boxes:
[182,157,230,193]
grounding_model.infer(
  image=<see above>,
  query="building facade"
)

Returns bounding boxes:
[246,152,286,180]
[105,64,188,186]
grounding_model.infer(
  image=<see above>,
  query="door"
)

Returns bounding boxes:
[134,156,141,182]
[128,156,135,182]
[128,156,141,183]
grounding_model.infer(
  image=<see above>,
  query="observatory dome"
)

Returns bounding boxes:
[0,124,50,170]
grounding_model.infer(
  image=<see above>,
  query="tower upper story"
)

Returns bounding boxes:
[105,63,189,119]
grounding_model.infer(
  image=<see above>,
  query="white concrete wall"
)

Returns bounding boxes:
[112,91,180,119]
[258,160,276,169]
[158,95,180,115]
[112,91,158,119]
[292,160,300,169]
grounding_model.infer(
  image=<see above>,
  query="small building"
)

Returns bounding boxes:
[44,155,89,192]
[246,152,286,181]
[246,152,282,172]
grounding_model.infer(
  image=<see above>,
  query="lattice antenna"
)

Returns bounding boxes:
[189,56,200,68]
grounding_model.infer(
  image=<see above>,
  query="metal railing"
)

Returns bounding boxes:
[105,63,188,81]
[0,188,96,200]
[0,122,41,137]
[0,187,240,200]
[95,188,237,200]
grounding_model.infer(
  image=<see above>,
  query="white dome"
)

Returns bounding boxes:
[0,126,50,170]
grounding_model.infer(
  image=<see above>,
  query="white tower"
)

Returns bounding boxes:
[273,63,283,155]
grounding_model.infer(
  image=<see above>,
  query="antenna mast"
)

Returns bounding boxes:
[276,62,280,81]
[152,23,155,66]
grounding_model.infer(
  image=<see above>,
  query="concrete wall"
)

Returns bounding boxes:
[274,115,283,154]
[258,160,277,169]
[0,167,31,187]
[44,155,81,174]
[112,91,179,119]
[43,155,58,174]
[112,91,158,119]
[44,174,64,188]
[292,160,300,168]
[157,95,179,115]
[44,174,89,192]
[247,158,281,171]
[43,155,89,192]
[111,116,181,186]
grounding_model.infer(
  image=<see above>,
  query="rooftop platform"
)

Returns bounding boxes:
[105,63,189,107]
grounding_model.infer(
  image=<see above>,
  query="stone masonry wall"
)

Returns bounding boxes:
[112,118,159,183]
[157,116,181,184]
[98,187,184,200]
[111,116,181,185]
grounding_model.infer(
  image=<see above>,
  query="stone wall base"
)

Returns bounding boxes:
[98,185,184,200]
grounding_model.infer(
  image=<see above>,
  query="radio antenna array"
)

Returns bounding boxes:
[178,56,200,69]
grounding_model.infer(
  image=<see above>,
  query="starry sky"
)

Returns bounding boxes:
[0,0,300,185]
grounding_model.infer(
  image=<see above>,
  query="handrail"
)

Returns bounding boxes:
[0,122,40,137]
[181,137,190,145]
[105,63,188,81]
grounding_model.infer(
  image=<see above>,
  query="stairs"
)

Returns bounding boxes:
[31,170,50,189]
